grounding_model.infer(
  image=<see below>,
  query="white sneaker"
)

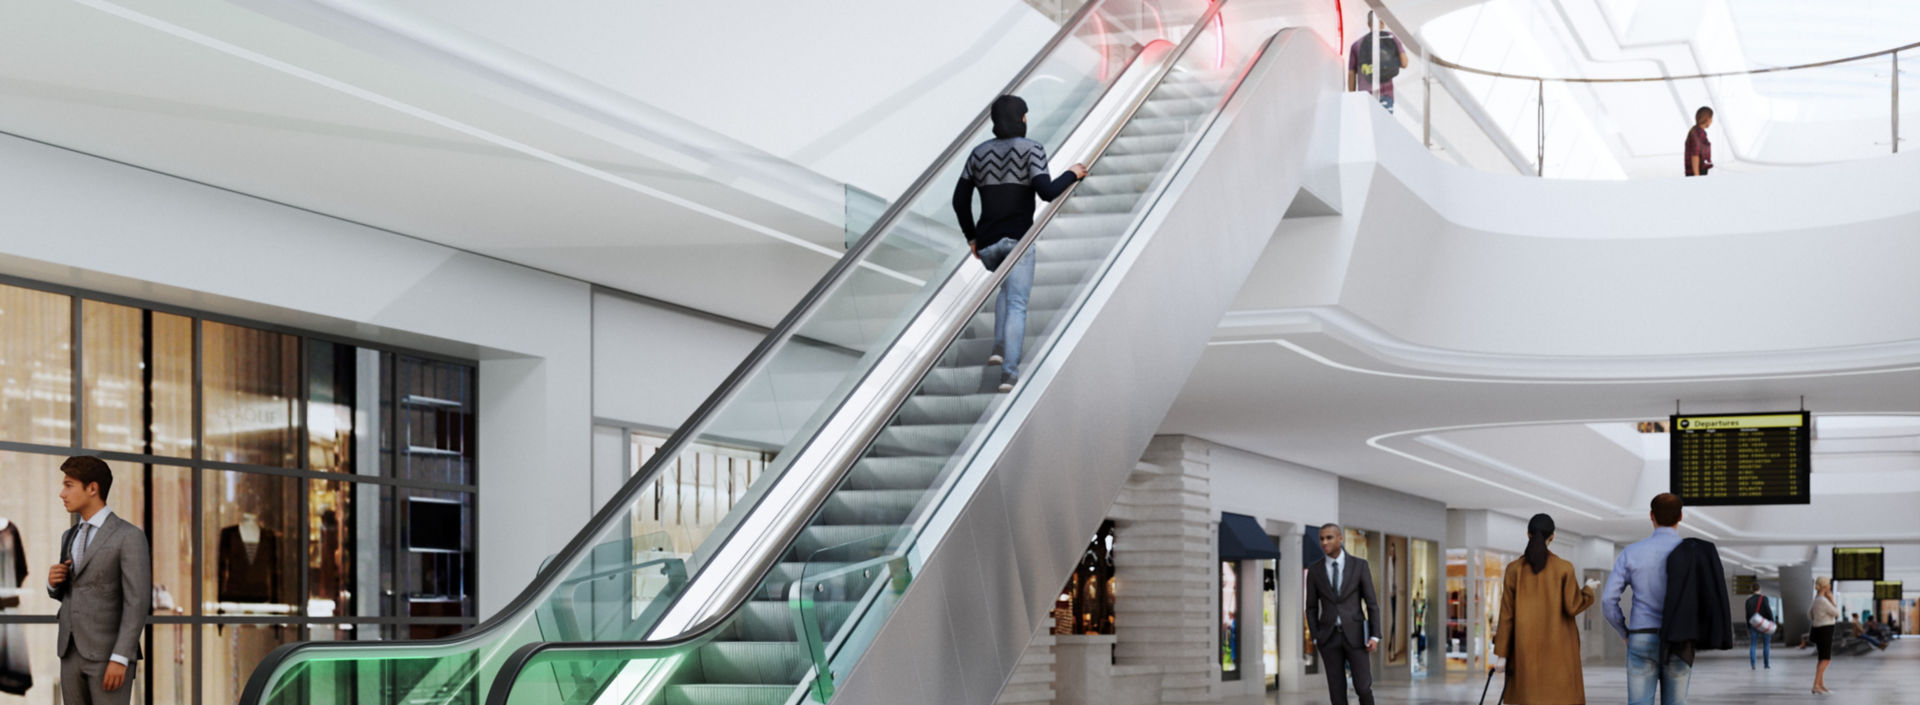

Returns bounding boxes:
[997,373,1016,393]
[987,352,1004,366]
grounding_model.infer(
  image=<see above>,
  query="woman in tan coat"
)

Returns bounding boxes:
[1493,513,1599,704]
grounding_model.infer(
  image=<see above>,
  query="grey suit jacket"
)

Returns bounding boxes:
[48,513,151,663]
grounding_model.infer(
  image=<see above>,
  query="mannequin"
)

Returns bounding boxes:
[218,512,280,604]
[0,515,27,696]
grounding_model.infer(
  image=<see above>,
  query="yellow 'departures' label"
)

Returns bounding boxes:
[1673,414,1803,431]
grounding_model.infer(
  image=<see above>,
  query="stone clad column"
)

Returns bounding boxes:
[1111,435,1215,702]
[1779,561,1814,646]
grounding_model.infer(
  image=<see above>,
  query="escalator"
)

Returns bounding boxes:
[240,2,1333,705]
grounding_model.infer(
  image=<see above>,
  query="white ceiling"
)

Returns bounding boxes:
[0,0,1028,327]
[1160,325,1920,572]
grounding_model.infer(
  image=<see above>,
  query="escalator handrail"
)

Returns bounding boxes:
[236,2,1113,703]
[478,5,1245,704]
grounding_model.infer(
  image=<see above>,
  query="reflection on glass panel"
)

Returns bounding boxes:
[203,470,302,615]
[308,479,356,619]
[0,283,72,446]
[391,356,474,485]
[399,489,473,635]
[82,300,196,461]
[626,432,772,558]
[81,300,142,453]
[307,341,354,474]
[202,321,299,467]
[129,464,194,621]
[147,624,193,705]
[203,623,298,705]
[151,312,193,459]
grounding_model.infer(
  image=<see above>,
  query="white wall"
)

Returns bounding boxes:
[591,291,764,431]
[0,133,752,619]
[1210,443,1342,527]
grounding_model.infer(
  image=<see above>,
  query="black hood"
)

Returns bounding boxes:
[991,95,1027,139]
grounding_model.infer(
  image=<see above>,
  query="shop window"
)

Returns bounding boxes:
[0,278,480,704]
[202,321,299,468]
[1221,559,1241,679]
[0,284,72,446]
[1050,521,1115,636]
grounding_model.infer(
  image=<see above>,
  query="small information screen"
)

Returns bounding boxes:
[1734,575,1758,595]
[1875,581,1904,601]
[1669,412,1811,506]
[1833,547,1885,582]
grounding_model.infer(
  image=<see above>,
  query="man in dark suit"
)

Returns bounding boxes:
[46,456,151,705]
[1307,524,1380,705]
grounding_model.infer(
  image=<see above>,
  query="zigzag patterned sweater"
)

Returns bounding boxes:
[952,137,1079,249]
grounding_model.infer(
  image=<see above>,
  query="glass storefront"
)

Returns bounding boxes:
[1409,538,1435,678]
[1443,548,1511,673]
[0,279,478,704]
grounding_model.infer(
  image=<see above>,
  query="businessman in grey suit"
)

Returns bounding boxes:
[46,456,151,705]
[1306,524,1380,705]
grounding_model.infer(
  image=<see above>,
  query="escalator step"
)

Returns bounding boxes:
[890,393,996,427]
[845,456,948,489]
[663,684,797,705]
[869,423,975,456]
[817,489,928,525]
[789,525,902,558]
[1107,132,1189,156]
[695,642,810,684]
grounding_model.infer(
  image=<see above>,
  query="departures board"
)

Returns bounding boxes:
[1669,412,1811,506]
[1834,547,1885,582]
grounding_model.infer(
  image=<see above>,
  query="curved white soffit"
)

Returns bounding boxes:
[1217,308,1920,382]
[1367,413,1920,545]
[65,0,922,288]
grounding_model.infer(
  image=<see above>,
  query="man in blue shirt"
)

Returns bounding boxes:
[1602,493,1690,705]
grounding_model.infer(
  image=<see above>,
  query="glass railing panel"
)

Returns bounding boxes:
[494,637,718,705]
[246,3,1217,703]
[793,533,902,702]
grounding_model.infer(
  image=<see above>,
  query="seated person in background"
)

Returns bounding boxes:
[1859,617,1888,650]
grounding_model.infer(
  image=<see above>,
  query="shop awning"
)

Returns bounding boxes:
[1219,512,1280,560]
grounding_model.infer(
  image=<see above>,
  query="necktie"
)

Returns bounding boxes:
[1332,560,1342,626]
[74,523,93,568]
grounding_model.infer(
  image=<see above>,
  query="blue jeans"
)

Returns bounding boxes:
[1374,90,1395,113]
[1749,625,1770,667]
[1627,633,1691,705]
[977,239,1034,378]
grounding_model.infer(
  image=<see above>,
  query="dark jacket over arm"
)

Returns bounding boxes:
[1659,537,1733,664]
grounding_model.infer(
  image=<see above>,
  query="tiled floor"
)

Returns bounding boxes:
[1271,638,1916,704]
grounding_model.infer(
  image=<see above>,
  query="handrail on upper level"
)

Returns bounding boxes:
[1357,1,1920,176]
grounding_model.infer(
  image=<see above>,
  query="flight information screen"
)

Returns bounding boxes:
[1669,412,1810,506]
[1833,547,1885,582]
[1876,581,1904,601]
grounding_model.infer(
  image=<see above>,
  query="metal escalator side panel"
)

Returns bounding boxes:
[828,28,1338,705]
